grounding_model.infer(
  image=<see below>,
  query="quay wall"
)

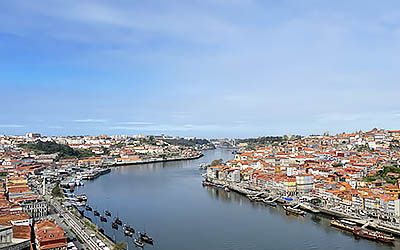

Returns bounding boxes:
[205,177,400,237]
[107,154,204,167]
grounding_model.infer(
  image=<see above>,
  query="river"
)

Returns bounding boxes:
[77,149,397,250]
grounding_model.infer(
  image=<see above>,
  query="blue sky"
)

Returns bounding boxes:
[1,0,400,138]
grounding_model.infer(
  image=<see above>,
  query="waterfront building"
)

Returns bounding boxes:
[203,128,400,223]
[296,174,314,194]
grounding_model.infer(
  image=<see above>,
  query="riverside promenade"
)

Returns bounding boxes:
[45,194,115,250]
[205,177,400,237]
[108,153,204,167]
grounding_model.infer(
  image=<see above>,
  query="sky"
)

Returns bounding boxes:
[1,0,400,138]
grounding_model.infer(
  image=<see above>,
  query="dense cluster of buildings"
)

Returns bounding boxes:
[0,132,209,249]
[0,133,205,168]
[207,129,400,221]
[0,166,67,250]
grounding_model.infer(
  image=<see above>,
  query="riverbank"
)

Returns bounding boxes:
[76,148,391,250]
[205,177,400,238]
[107,153,204,167]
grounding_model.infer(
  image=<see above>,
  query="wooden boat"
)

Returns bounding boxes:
[124,230,133,237]
[353,227,395,243]
[134,238,144,248]
[124,225,135,233]
[114,217,122,225]
[140,232,154,245]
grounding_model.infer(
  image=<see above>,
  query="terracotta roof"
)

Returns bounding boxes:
[13,225,31,239]
[0,212,30,226]
[35,220,66,242]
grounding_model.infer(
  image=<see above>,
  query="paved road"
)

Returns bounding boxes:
[46,196,111,250]
[51,201,101,250]
[34,176,114,250]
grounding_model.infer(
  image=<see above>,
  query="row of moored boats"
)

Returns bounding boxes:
[84,205,154,248]
[203,180,397,244]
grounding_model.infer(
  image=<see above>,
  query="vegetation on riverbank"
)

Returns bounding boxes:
[20,141,94,159]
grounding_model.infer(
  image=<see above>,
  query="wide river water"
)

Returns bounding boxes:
[77,149,398,250]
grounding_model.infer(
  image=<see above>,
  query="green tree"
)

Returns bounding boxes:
[113,242,127,250]
[51,184,63,198]
[20,141,94,159]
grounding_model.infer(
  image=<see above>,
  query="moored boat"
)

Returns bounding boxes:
[124,225,135,233]
[139,232,154,245]
[264,200,277,207]
[105,210,111,216]
[330,219,356,232]
[114,217,122,225]
[85,206,92,211]
[202,180,214,187]
[283,205,306,216]
[94,210,100,216]
[124,230,133,237]
[134,238,144,248]
[112,222,118,229]
[100,216,107,222]
[76,194,87,202]
[353,227,395,243]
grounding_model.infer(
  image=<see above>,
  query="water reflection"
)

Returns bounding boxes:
[77,149,396,250]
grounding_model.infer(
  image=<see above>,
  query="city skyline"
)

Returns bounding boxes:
[1,1,400,137]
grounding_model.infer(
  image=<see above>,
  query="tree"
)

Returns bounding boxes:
[211,159,223,166]
[113,242,127,250]
[51,184,63,198]
[20,141,94,159]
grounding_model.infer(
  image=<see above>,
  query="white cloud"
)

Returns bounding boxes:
[118,121,153,125]
[0,124,24,128]
[110,123,219,132]
[73,119,106,123]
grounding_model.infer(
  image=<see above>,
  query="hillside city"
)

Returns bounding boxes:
[2,129,400,249]
[0,133,213,250]
[205,129,400,233]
